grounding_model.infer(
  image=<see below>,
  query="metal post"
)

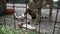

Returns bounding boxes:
[38,0,42,34]
[53,0,60,34]
[13,1,15,28]
[3,0,6,28]
[4,18,6,28]
[26,0,28,32]
[49,0,53,21]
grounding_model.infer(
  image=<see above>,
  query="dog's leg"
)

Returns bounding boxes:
[33,10,41,25]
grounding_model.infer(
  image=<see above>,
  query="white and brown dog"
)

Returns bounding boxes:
[18,22,36,30]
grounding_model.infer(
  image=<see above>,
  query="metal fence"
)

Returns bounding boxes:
[0,0,60,34]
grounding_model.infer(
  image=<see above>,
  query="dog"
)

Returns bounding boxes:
[18,22,36,30]
[24,0,53,25]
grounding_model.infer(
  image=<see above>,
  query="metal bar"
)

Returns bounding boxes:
[4,18,6,28]
[53,0,60,34]
[38,0,42,34]
[25,18,60,23]
[26,0,28,32]
[49,0,53,21]
[3,0,6,28]
[13,0,16,29]
[6,6,26,8]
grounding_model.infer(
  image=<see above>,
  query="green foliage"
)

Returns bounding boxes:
[0,26,36,34]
